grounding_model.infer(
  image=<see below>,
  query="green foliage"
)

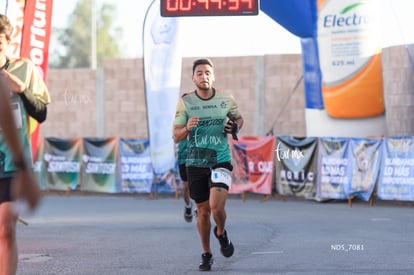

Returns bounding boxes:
[49,0,121,68]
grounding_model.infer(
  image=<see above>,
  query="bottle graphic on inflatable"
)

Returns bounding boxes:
[317,0,384,119]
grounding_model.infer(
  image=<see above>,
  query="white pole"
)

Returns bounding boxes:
[91,0,97,69]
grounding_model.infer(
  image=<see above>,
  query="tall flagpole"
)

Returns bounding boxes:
[91,0,97,69]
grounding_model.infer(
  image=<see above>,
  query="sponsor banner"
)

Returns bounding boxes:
[152,169,178,195]
[262,0,386,137]
[317,137,351,199]
[43,137,81,191]
[260,0,315,38]
[81,138,118,193]
[346,138,382,201]
[301,37,323,109]
[317,0,384,118]
[118,138,153,193]
[20,0,53,79]
[34,137,45,190]
[260,0,322,111]
[229,136,274,195]
[275,136,318,199]
[20,0,53,160]
[377,137,414,201]
[143,0,182,175]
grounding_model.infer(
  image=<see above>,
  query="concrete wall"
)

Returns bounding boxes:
[383,44,414,136]
[41,54,306,139]
[40,45,413,139]
[43,68,97,138]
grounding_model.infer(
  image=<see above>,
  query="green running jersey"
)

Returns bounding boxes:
[174,89,241,168]
[0,57,50,178]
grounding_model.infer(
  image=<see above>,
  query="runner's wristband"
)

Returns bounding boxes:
[0,59,9,71]
[14,158,29,170]
[230,120,238,141]
[231,122,239,134]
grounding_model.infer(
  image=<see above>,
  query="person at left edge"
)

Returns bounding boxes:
[0,14,51,275]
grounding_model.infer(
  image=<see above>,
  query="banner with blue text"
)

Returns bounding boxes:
[317,138,351,199]
[377,137,414,201]
[346,138,382,201]
[118,138,153,193]
[43,138,81,191]
[80,138,118,193]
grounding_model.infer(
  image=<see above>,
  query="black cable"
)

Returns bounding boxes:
[266,74,304,136]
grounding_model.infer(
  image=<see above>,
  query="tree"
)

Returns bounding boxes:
[49,0,121,68]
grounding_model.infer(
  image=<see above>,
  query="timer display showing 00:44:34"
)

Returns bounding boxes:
[161,0,259,17]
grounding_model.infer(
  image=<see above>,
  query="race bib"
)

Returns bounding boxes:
[0,102,22,131]
[11,103,23,129]
[211,167,232,188]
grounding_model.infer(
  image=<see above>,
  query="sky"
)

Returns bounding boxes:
[51,0,414,59]
[51,0,302,59]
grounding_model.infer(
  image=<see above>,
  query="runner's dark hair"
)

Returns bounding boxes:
[192,58,214,75]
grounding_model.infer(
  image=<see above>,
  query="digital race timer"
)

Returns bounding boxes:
[160,0,259,17]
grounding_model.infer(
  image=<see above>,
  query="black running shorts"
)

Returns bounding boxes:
[178,164,188,182]
[187,162,233,204]
[0,177,13,204]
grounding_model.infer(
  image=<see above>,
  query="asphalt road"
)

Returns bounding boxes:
[16,193,414,275]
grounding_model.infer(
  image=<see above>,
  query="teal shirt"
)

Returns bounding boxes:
[0,93,31,177]
[174,89,241,168]
[177,139,187,165]
[0,57,50,178]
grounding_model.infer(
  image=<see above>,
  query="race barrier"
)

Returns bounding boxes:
[35,136,414,203]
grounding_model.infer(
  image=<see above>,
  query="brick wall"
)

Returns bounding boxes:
[382,45,414,136]
[103,59,147,138]
[40,46,413,139]
[42,69,97,138]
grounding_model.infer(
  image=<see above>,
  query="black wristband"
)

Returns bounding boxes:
[0,59,10,71]
[230,120,239,140]
[14,158,29,170]
[231,122,238,134]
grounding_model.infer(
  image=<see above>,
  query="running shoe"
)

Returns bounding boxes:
[184,204,193,223]
[214,226,234,257]
[199,252,213,271]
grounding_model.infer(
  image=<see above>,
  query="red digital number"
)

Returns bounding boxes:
[166,0,192,11]
[161,0,258,16]
[180,0,191,11]
[228,0,239,11]
[210,0,222,10]
[241,0,253,9]
[166,0,179,11]
[198,0,209,10]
